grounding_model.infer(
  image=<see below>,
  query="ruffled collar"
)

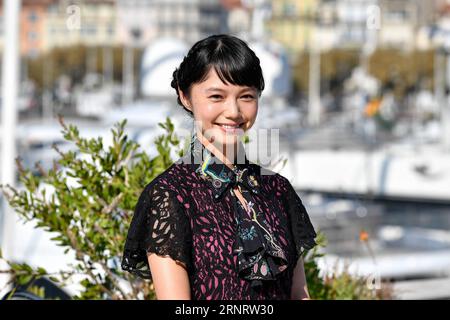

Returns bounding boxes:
[182,133,289,291]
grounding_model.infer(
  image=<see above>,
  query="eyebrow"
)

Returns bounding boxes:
[204,87,255,93]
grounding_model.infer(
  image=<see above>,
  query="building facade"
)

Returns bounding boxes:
[266,0,319,60]
[116,0,228,49]
[0,0,229,56]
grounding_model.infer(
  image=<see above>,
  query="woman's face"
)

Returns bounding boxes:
[179,67,258,153]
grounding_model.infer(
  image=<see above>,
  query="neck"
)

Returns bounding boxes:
[197,132,244,170]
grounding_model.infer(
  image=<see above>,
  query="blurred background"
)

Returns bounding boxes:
[0,0,450,299]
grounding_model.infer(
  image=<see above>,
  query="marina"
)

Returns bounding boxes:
[1,0,450,300]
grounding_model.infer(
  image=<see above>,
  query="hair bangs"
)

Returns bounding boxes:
[209,45,264,93]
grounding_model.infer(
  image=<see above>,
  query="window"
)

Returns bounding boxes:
[28,11,38,23]
[283,1,296,17]
[48,4,58,13]
[28,31,38,41]
[385,9,408,23]
[82,24,97,35]
[28,48,39,58]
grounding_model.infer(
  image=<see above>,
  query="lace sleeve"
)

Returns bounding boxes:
[282,178,317,262]
[121,182,193,280]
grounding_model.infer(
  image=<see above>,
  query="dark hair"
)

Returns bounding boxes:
[171,34,265,116]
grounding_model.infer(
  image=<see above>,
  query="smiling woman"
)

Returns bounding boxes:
[178,67,258,160]
[121,34,317,300]
[171,34,264,158]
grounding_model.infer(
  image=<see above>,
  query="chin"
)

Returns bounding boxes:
[214,135,239,146]
[216,129,243,142]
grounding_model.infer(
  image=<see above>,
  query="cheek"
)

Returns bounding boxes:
[203,105,221,126]
[243,103,258,124]
[192,100,221,126]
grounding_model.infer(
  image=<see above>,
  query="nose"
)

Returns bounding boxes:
[224,97,241,119]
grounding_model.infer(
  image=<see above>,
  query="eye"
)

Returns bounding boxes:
[209,95,223,100]
[241,95,255,100]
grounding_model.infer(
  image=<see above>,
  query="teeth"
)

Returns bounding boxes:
[219,124,241,129]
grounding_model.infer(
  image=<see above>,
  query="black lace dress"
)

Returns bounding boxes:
[122,136,317,299]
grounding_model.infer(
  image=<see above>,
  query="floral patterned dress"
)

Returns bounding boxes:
[121,135,317,300]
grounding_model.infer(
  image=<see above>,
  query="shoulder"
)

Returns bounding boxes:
[252,162,292,191]
[139,158,196,199]
[134,165,192,220]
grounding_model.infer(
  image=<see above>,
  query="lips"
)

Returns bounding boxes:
[215,123,244,134]
[216,123,242,128]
